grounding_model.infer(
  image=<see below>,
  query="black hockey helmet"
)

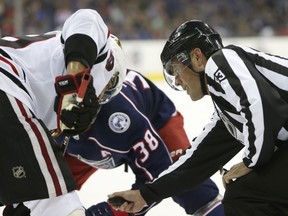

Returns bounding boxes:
[161,20,223,66]
[161,20,223,91]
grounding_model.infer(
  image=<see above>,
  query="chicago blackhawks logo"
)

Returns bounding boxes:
[105,52,115,71]
[108,112,130,133]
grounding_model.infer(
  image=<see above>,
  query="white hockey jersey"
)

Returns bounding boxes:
[0,9,115,130]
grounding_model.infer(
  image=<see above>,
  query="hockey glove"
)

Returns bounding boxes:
[3,203,30,216]
[54,69,100,135]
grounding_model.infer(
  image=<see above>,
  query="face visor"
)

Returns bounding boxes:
[163,51,191,91]
[98,72,121,104]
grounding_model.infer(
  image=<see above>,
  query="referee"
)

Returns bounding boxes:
[109,20,288,215]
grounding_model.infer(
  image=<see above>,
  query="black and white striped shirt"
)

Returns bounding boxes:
[140,44,288,204]
[207,45,288,168]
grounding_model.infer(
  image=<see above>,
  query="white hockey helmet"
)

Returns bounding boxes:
[98,34,127,104]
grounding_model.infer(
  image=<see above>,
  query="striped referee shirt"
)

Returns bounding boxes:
[140,44,288,204]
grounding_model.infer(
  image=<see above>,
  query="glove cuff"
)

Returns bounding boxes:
[55,74,79,95]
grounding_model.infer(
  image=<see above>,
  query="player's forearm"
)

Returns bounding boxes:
[66,61,87,75]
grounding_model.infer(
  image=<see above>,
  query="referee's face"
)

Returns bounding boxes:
[174,49,207,101]
[175,64,203,101]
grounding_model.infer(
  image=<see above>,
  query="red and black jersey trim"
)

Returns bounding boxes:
[0,67,31,99]
[0,48,12,60]
[0,49,32,98]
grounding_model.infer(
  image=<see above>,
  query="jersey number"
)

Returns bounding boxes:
[132,130,159,163]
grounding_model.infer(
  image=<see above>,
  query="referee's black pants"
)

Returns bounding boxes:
[223,144,288,216]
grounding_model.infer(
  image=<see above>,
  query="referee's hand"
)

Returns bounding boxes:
[222,162,253,189]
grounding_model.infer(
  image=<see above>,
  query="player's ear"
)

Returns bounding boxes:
[193,48,206,68]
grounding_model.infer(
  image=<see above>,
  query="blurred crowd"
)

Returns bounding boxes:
[1,0,288,39]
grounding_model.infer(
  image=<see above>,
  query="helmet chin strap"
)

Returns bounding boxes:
[187,64,208,96]
[199,71,208,95]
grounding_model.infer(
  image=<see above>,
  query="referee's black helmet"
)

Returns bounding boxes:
[160,20,223,68]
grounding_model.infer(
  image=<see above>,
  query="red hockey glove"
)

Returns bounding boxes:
[54,69,100,135]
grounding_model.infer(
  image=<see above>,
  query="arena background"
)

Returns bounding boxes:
[0,0,288,215]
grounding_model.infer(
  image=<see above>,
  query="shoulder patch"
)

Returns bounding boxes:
[214,69,226,83]
[108,112,130,133]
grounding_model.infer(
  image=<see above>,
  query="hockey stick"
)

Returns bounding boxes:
[60,72,92,155]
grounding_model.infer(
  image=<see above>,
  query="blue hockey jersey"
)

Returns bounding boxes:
[57,69,176,188]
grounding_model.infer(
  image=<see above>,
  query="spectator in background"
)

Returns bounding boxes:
[0,0,14,36]
[22,0,54,34]
[53,0,73,30]
[1,0,288,38]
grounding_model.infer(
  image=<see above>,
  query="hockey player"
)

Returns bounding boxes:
[109,20,288,215]
[56,65,225,215]
[0,9,123,216]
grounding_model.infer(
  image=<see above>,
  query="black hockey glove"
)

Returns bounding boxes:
[3,203,30,216]
[54,69,100,135]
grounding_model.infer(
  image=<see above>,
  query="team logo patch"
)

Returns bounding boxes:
[108,112,130,133]
[12,166,26,179]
